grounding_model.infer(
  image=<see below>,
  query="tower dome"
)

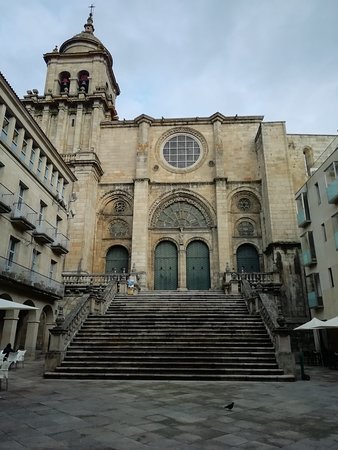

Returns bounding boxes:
[58,13,113,67]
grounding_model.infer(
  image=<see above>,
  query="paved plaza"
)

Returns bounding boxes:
[0,360,338,449]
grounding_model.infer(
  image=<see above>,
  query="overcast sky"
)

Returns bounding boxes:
[1,0,338,135]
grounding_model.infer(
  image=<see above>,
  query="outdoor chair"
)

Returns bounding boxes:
[0,360,11,391]
[16,350,27,368]
[7,351,19,370]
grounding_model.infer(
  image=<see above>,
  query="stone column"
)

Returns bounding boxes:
[54,103,67,152]
[88,101,101,152]
[73,103,83,152]
[24,317,40,359]
[0,310,19,348]
[0,104,6,128]
[69,77,78,96]
[178,244,187,290]
[41,105,50,133]
[6,116,16,145]
[130,117,152,289]
[212,119,230,287]
[215,178,229,287]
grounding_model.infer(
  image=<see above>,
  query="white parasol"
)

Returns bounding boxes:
[0,298,39,310]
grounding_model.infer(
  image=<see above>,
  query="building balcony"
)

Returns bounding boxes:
[297,210,311,227]
[0,183,14,214]
[302,250,317,267]
[307,291,323,309]
[51,233,69,255]
[33,220,56,245]
[0,256,64,299]
[326,180,338,204]
[10,202,37,231]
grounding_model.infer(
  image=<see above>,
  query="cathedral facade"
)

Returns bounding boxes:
[22,14,335,317]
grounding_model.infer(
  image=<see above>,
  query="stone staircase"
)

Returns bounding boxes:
[44,291,295,381]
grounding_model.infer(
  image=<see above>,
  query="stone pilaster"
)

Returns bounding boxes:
[64,152,103,273]
[131,179,149,289]
[73,103,83,152]
[215,177,229,281]
[24,317,40,359]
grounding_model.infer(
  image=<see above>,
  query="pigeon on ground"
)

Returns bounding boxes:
[224,402,234,410]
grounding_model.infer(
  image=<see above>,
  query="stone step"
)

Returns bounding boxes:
[61,360,279,369]
[64,354,277,362]
[44,371,295,382]
[49,291,293,381]
[75,329,269,335]
[69,342,274,349]
[72,336,272,344]
[53,365,284,374]
[44,371,295,381]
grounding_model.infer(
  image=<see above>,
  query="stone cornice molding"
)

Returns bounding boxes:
[62,151,104,178]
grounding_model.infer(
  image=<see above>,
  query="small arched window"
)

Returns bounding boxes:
[303,147,314,176]
[78,70,89,93]
[59,71,70,93]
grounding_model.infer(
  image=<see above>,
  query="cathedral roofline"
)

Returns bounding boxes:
[102,113,264,127]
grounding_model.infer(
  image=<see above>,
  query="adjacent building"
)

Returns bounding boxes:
[0,72,76,356]
[296,140,338,352]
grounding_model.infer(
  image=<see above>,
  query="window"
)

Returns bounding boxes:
[59,71,70,93]
[302,231,317,266]
[237,221,255,236]
[303,147,314,176]
[314,182,321,205]
[31,249,40,272]
[78,70,89,93]
[21,139,28,161]
[321,223,327,241]
[49,260,57,279]
[29,148,36,170]
[7,236,19,268]
[324,161,338,204]
[163,135,201,168]
[12,127,19,149]
[55,215,62,233]
[333,213,338,250]
[1,115,9,138]
[38,202,46,225]
[44,164,49,183]
[37,156,43,176]
[296,192,311,227]
[329,268,334,288]
[325,161,338,185]
[306,273,323,308]
[17,183,27,210]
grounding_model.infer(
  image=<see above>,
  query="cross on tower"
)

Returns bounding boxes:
[89,4,95,15]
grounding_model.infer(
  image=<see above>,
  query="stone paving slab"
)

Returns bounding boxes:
[0,360,337,449]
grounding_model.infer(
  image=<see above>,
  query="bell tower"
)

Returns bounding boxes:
[22,11,121,274]
[22,11,120,155]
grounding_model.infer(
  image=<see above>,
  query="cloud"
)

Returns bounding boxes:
[2,0,338,134]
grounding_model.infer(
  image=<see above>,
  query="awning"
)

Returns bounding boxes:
[322,316,338,328]
[0,298,39,310]
[294,317,326,330]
